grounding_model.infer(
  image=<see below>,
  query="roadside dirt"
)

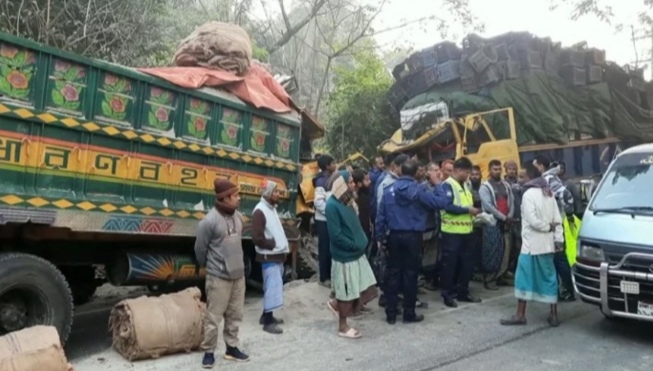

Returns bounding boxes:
[71,279,336,369]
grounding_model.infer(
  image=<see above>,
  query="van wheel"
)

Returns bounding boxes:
[0,253,73,344]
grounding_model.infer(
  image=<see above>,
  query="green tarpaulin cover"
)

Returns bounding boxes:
[402,70,653,145]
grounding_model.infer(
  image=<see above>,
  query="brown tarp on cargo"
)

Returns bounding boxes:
[173,21,253,76]
[139,63,292,113]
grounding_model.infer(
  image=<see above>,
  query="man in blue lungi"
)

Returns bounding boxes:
[252,180,289,335]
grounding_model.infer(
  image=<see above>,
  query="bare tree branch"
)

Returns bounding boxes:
[267,0,329,54]
[277,0,292,30]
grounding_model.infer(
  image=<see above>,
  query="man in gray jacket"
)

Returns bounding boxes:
[195,179,249,368]
[479,159,515,289]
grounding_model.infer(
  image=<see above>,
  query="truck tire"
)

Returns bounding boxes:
[0,253,74,344]
[296,231,318,279]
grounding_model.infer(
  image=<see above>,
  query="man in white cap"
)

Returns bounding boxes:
[252,180,289,334]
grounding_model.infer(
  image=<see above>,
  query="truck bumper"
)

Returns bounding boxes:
[573,253,653,321]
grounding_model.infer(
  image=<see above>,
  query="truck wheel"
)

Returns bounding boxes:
[296,231,318,279]
[0,253,73,344]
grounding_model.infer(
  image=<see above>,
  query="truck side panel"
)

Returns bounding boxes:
[0,37,302,238]
[518,140,625,178]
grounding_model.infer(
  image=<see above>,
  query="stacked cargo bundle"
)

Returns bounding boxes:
[387,32,626,113]
[386,31,653,146]
[388,41,462,113]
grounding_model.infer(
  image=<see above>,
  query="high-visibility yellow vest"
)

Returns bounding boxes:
[564,215,581,266]
[440,177,474,234]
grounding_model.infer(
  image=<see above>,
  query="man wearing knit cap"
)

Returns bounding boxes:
[195,178,249,368]
[252,179,289,335]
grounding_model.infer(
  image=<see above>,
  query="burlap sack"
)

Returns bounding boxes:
[109,287,206,361]
[173,21,252,76]
[0,326,73,371]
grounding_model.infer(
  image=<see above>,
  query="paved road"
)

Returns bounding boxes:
[67,284,653,371]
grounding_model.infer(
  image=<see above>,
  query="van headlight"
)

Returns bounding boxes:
[577,243,605,262]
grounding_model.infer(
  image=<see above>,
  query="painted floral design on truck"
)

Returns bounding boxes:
[250,116,269,153]
[146,87,175,131]
[100,73,132,122]
[0,43,36,101]
[51,60,86,112]
[276,124,293,158]
[220,108,241,147]
[186,98,210,139]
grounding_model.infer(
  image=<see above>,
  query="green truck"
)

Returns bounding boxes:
[0,32,317,343]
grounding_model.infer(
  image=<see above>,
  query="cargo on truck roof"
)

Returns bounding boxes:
[387,31,653,149]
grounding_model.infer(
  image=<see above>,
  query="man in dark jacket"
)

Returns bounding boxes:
[352,169,372,241]
[370,154,396,225]
[376,160,450,324]
[422,162,442,291]
[503,160,522,275]
[369,156,385,188]
[313,155,336,287]
[469,165,483,278]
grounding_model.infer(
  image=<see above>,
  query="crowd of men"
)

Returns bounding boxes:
[192,150,582,367]
[312,152,580,324]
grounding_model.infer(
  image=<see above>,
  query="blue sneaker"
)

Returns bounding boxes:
[202,352,215,369]
[224,347,249,362]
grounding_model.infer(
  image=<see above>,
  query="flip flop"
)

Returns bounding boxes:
[547,316,560,327]
[326,300,339,319]
[338,328,362,339]
[353,306,372,317]
[500,316,527,326]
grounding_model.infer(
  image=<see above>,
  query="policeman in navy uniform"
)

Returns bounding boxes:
[376,160,449,324]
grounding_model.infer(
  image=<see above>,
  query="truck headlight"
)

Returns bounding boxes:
[578,243,605,262]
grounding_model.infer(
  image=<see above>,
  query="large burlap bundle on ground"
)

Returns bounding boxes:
[109,287,206,361]
[173,21,252,76]
[0,326,73,371]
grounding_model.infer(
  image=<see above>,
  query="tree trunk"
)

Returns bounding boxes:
[314,56,332,117]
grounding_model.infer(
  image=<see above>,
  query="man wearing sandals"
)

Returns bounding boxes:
[500,163,564,327]
[326,171,378,339]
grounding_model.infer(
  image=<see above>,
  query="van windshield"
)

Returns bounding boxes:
[590,153,653,212]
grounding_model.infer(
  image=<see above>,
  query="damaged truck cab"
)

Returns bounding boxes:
[0,32,317,343]
[573,144,653,321]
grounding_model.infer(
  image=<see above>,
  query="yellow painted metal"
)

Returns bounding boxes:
[0,129,291,199]
[377,107,521,178]
[338,152,369,167]
[294,151,367,215]
[0,103,298,172]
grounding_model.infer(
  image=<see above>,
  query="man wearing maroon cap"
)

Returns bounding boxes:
[195,178,249,368]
